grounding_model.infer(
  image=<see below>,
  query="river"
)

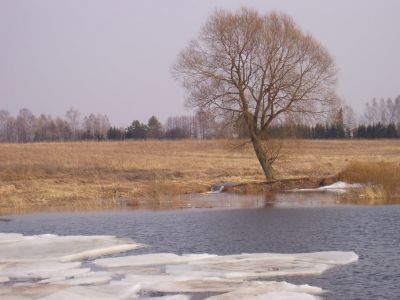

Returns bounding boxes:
[1,192,399,299]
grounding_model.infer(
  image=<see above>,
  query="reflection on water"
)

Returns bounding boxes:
[0,191,343,215]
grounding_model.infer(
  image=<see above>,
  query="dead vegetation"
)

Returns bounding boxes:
[338,161,400,204]
[0,139,400,211]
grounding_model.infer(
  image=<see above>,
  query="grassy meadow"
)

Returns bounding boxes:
[1,139,400,211]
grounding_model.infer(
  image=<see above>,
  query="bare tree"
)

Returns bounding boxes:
[173,8,337,179]
[396,96,400,129]
[0,110,11,142]
[16,108,36,142]
[386,98,396,125]
[342,105,357,130]
[165,115,197,139]
[379,98,389,125]
[65,107,81,140]
[83,113,110,140]
[34,114,50,141]
[364,98,380,125]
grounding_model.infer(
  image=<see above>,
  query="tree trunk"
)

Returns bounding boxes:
[250,136,274,180]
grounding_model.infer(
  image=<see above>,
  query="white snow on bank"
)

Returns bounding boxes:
[291,181,362,194]
[0,233,358,300]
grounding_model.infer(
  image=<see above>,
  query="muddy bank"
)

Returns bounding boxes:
[1,175,397,215]
[0,176,339,215]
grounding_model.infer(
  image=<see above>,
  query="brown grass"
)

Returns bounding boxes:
[1,139,400,210]
[338,161,400,204]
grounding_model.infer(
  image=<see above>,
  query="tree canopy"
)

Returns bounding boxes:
[173,8,337,179]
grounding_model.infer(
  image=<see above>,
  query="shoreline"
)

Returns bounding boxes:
[1,175,396,215]
[0,176,335,213]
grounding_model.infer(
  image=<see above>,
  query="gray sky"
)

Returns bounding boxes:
[1,0,399,125]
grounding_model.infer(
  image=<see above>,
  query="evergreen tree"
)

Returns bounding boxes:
[357,125,367,138]
[126,120,148,139]
[386,123,398,138]
[314,123,326,139]
[147,116,163,139]
[335,108,345,138]
[107,127,125,140]
[375,122,386,138]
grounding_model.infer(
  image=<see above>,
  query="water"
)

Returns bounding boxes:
[1,193,399,299]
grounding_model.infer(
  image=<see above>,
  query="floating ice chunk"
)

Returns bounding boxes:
[0,284,70,300]
[41,271,113,286]
[0,233,25,244]
[209,291,319,300]
[0,261,82,280]
[0,233,143,262]
[0,233,143,295]
[121,274,323,296]
[38,284,141,300]
[94,253,187,267]
[59,244,141,262]
[123,274,248,293]
[295,251,359,265]
[60,274,112,286]
[1,296,33,300]
[39,268,91,283]
[0,233,358,300]
[205,281,322,299]
[94,253,217,268]
[141,296,190,300]
[165,252,358,279]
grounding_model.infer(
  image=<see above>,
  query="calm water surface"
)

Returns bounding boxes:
[1,193,399,300]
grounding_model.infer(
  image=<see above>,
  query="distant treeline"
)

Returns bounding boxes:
[268,123,398,139]
[0,108,234,142]
[1,96,400,142]
[0,108,111,142]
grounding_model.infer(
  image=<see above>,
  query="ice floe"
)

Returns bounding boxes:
[0,233,142,262]
[162,251,358,279]
[205,282,322,300]
[0,233,358,299]
[94,253,217,268]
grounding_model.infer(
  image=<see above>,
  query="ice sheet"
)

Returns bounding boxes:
[0,233,358,299]
[0,233,142,262]
[162,252,358,279]
[94,253,217,268]
[208,291,320,300]
[205,282,322,300]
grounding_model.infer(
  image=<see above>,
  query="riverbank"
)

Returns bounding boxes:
[1,139,399,211]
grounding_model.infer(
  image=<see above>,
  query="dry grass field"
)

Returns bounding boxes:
[0,139,400,211]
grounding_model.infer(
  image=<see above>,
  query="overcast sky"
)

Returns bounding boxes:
[1,0,399,125]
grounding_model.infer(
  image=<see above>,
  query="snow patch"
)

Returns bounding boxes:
[291,181,362,194]
[208,182,239,193]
